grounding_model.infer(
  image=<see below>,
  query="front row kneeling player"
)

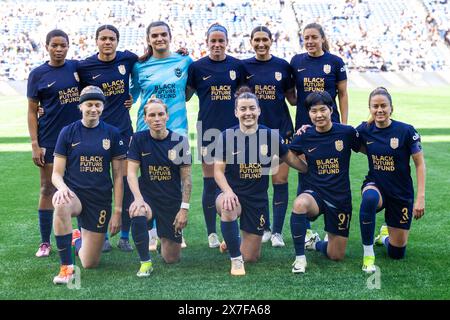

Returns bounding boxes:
[52,86,126,284]
[214,86,307,276]
[127,97,192,277]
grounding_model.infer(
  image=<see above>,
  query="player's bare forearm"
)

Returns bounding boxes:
[112,158,124,216]
[180,165,192,203]
[282,151,307,173]
[127,160,144,201]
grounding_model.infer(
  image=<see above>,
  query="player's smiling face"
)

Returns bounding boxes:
[251,31,272,60]
[80,100,104,122]
[96,29,118,56]
[369,94,392,126]
[309,104,332,130]
[303,28,325,57]
[148,26,171,53]
[207,31,227,60]
[235,98,260,129]
[144,103,168,132]
[46,36,69,64]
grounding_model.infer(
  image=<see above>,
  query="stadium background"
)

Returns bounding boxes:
[0,0,449,300]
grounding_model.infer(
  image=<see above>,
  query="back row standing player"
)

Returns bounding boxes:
[243,26,296,247]
[290,23,349,243]
[186,24,247,249]
[27,30,81,257]
[77,25,138,252]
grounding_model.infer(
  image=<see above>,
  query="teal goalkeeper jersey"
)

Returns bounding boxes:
[130,53,193,135]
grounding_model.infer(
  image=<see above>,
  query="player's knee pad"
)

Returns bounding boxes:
[387,243,406,260]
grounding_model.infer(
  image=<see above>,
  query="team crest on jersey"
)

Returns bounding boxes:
[335,140,343,152]
[102,139,110,150]
[260,144,268,156]
[390,137,399,149]
[118,65,126,75]
[275,72,282,81]
[168,149,177,161]
[73,72,80,82]
[174,67,182,78]
[229,70,236,80]
[323,64,331,74]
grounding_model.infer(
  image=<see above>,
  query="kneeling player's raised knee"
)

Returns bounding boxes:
[292,197,309,213]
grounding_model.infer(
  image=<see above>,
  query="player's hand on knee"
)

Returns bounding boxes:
[222,190,239,212]
[129,199,151,218]
[52,187,75,206]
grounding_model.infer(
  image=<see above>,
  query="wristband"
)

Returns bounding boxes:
[180,202,190,210]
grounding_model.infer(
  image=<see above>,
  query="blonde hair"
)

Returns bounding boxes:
[143,95,168,115]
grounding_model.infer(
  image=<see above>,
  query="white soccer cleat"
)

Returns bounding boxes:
[148,236,158,251]
[208,233,220,248]
[271,233,285,247]
[292,256,307,274]
[181,236,187,249]
[230,258,246,276]
[305,231,321,251]
[262,230,272,243]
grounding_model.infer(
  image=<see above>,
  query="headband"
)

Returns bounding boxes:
[79,92,106,104]
[207,25,228,38]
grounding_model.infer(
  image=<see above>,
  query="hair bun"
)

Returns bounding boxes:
[235,86,253,98]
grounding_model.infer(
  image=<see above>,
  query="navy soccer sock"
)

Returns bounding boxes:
[55,233,73,265]
[38,209,53,243]
[296,175,311,230]
[121,176,132,240]
[272,183,288,234]
[359,189,380,245]
[384,238,406,260]
[131,216,151,262]
[315,240,329,258]
[221,220,241,258]
[290,213,307,256]
[202,178,218,235]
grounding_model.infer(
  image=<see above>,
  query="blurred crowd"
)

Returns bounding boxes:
[1,0,449,80]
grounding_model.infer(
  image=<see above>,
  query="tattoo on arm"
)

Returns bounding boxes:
[180,165,192,203]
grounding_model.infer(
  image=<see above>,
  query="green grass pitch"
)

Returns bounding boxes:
[0,87,449,300]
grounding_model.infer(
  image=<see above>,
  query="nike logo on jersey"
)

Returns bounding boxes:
[246,74,254,80]
[71,142,81,147]
[202,75,212,80]
[141,152,151,157]
[47,81,56,88]
[307,147,317,153]
[92,74,102,80]
[297,68,306,72]
[232,151,241,155]
[366,141,375,145]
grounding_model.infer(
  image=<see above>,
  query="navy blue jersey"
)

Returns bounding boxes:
[127,130,191,206]
[54,120,126,199]
[216,125,288,203]
[187,55,247,136]
[357,120,422,201]
[289,123,360,209]
[27,60,81,147]
[77,50,138,137]
[290,52,347,128]
[242,56,294,138]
